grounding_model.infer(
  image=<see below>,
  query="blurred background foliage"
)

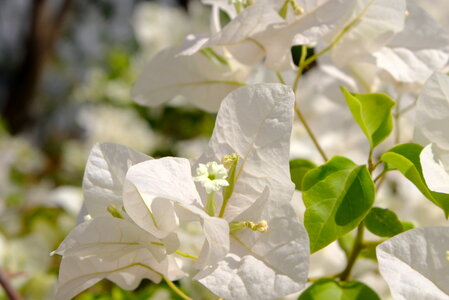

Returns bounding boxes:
[0,0,218,298]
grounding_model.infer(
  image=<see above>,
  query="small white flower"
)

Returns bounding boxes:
[194,161,229,194]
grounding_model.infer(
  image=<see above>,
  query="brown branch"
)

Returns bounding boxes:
[2,0,75,134]
[0,268,22,300]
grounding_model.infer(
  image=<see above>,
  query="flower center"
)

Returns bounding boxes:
[194,161,229,194]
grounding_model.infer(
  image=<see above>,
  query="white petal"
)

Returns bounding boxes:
[123,157,200,238]
[56,253,182,300]
[54,217,184,300]
[83,143,150,218]
[377,227,449,300]
[375,48,448,84]
[54,217,163,261]
[204,0,357,71]
[374,1,449,84]
[198,83,295,220]
[256,0,357,71]
[196,216,230,269]
[132,36,249,113]
[196,188,309,300]
[421,144,449,194]
[414,72,449,149]
[328,0,406,67]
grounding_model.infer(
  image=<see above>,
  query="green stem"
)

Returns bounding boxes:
[371,160,382,173]
[339,222,364,281]
[292,45,308,92]
[394,94,401,144]
[294,104,328,162]
[163,277,192,300]
[278,0,291,19]
[375,173,387,191]
[368,148,375,174]
[276,72,286,84]
[362,240,382,248]
[205,192,217,217]
[374,169,389,184]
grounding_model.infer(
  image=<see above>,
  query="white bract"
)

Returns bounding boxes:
[127,83,309,299]
[54,84,309,300]
[325,0,406,68]
[374,0,449,85]
[414,72,449,193]
[198,0,358,71]
[53,143,186,299]
[122,157,230,269]
[132,35,250,112]
[377,227,449,300]
[193,83,309,299]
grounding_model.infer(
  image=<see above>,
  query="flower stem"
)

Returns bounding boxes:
[205,192,217,217]
[292,45,308,92]
[276,72,286,84]
[294,104,328,162]
[374,169,389,184]
[163,277,192,300]
[339,222,364,281]
[0,268,21,300]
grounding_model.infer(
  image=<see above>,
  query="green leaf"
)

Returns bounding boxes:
[341,87,395,149]
[364,207,404,237]
[290,159,317,190]
[401,221,414,231]
[303,156,375,253]
[381,143,449,217]
[298,279,380,300]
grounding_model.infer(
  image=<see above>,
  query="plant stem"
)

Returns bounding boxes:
[394,94,401,144]
[294,104,328,162]
[0,268,21,300]
[276,72,286,84]
[292,45,308,92]
[368,148,375,173]
[339,222,364,281]
[375,173,387,191]
[374,169,389,184]
[163,277,192,300]
[205,192,217,216]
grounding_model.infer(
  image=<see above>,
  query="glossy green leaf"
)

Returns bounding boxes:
[290,158,317,190]
[298,279,380,300]
[401,221,414,231]
[341,87,395,149]
[381,143,449,217]
[364,207,404,237]
[303,156,375,253]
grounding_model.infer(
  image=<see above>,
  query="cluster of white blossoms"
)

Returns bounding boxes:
[53,84,309,300]
[53,0,449,299]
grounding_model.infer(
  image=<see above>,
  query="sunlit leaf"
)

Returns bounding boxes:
[290,158,317,191]
[381,143,449,217]
[364,207,404,237]
[298,279,380,300]
[341,87,395,149]
[303,156,375,253]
